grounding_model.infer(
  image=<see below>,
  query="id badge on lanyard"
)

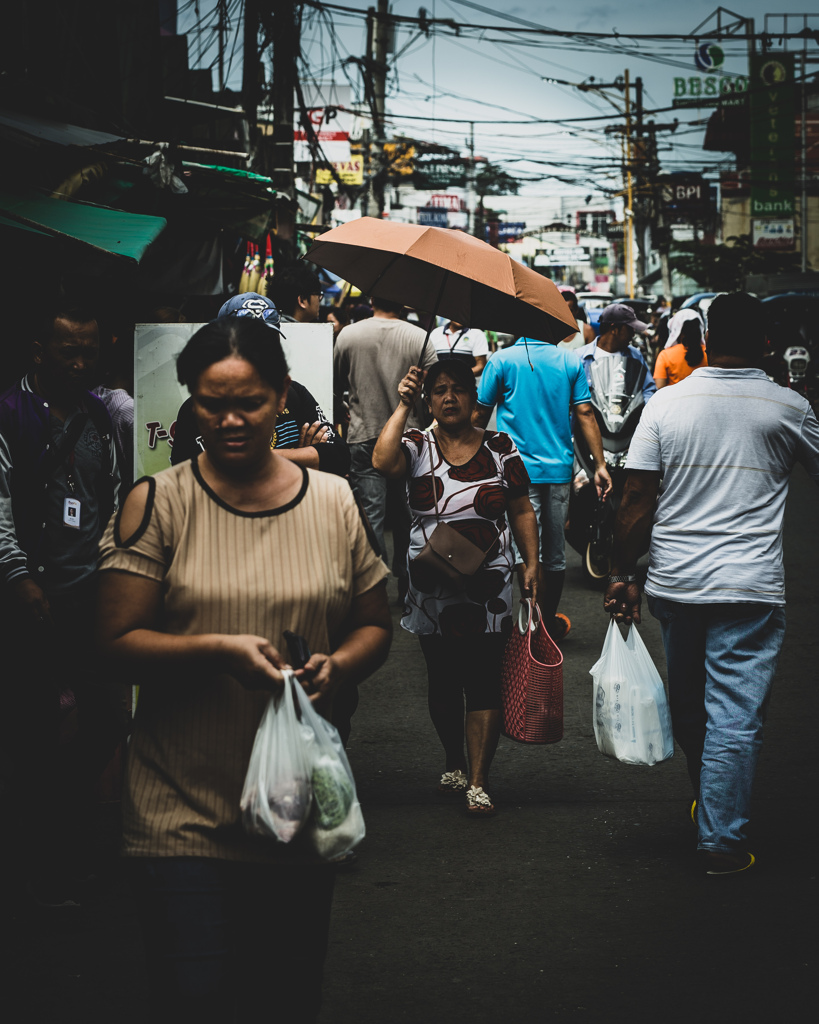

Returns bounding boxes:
[63,448,81,529]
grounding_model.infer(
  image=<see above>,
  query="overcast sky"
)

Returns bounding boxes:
[181,2,812,219]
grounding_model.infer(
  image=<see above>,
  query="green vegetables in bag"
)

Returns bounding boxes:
[311,754,354,830]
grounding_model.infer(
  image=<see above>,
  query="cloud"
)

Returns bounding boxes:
[574,5,617,29]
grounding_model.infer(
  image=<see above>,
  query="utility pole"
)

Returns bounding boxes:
[269,0,296,199]
[370,0,390,216]
[802,52,808,275]
[467,122,476,236]
[624,69,634,299]
[217,0,227,93]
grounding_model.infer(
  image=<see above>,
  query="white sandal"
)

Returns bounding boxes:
[465,785,495,816]
[438,769,468,793]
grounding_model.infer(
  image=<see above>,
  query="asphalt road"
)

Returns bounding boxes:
[6,467,818,1024]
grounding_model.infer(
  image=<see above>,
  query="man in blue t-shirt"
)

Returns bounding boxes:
[475,338,612,639]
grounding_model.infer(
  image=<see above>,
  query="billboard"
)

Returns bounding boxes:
[293,83,352,163]
[134,322,333,480]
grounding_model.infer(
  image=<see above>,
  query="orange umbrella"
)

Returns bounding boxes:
[303,217,577,347]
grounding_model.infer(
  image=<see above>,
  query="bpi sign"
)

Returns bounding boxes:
[661,175,710,212]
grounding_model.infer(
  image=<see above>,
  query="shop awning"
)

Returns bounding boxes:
[0,188,166,263]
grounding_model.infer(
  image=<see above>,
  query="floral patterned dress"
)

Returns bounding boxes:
[400,429,531,637]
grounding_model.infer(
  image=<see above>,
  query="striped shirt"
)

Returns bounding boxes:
[98,461,387,861]
[626,367,819,604]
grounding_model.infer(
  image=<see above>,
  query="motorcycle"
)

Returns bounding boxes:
[782,345,811,399]
[565,354,651,579]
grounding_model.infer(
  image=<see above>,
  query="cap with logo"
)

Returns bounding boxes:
[598,303,649,334]
[217,293,284,335]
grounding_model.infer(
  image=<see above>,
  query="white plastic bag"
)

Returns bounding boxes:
[290,682,366,861]
[240,671,316,842]
[590,620,674,766]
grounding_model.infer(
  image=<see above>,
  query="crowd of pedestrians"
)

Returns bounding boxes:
[1,274,817,1021]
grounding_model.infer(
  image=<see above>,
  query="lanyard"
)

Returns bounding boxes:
[66,447,76,494]
[446,328,466,351]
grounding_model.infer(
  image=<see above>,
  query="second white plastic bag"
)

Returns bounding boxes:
[590,619,674,766]
[290,681,366,861]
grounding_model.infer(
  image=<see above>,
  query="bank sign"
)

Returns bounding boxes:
[749,53,795,217]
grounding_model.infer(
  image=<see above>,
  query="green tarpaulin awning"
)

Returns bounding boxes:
[0,188,166,263]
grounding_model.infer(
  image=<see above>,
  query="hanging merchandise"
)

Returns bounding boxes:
[238,240,254,293]
[258,236,274,297]
[590,620,674,766]
[248,243,263,293]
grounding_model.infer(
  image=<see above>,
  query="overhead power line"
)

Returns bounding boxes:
[303,1,817,43]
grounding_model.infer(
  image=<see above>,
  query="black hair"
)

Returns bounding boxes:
[680,318,704,367]
[423,359,478,400]
[36,302,98,344]
[265,264,322,317]
[371,295,405,316]
[706,293,766,359]
[176,317,289,392]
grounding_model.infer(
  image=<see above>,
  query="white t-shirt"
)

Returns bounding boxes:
[430,326,489,361]
[626,367,819,605]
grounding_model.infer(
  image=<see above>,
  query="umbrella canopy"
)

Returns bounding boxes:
[303,217,577,343]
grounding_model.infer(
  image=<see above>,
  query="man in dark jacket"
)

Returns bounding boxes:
[0,303,124,905]
[171,293,350,477]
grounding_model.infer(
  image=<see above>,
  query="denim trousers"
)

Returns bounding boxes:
[350,437,410,576]
[510,482,570,570]
[648,596,786,853]
[130,858,335,1023]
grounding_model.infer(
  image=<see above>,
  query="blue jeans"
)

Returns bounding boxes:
[130,858,335,1023]
[511,482,570,570]
[350,438,410,576]
[648,596,786,854]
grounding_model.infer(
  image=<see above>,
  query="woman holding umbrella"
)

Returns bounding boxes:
[374,360,540,815]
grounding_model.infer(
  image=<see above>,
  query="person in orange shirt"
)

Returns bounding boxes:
[654,313,707,387]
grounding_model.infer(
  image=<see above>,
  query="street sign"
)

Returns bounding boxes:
[486,222,526,243]
[749,53,796,217]
[671,74,748,109]
[293,84,352,163]
[429,194,464,211]
[661,175,709,210]
[418,207,448,228]
[534,247,590,266]
[752,218,795,251]
[315,156,363,185]
[412,159,468,189]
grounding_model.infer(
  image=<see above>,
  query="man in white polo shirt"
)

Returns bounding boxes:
[604,292,819,876]
[428,320,489,375]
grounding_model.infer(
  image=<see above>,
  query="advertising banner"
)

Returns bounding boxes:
[315,155,364,185]
[752,218,795,251]
[134,322,333,480]
[749,53,795,217]
[294,84,352,163]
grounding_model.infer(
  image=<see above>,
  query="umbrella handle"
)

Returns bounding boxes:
[418,269,449,366]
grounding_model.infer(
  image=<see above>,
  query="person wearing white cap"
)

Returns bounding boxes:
[654,310,707,388]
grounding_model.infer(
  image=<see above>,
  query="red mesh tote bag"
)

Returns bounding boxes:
[501,599,564,743]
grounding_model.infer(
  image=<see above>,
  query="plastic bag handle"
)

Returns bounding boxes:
[517,597,541,634]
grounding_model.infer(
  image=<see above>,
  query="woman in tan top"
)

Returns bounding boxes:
[96,317,391,1024]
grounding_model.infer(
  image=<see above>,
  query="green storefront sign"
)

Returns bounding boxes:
[412,159,468,189]
[749,53,795,216]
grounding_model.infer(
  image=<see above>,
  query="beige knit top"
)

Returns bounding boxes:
[98,460,388,862]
